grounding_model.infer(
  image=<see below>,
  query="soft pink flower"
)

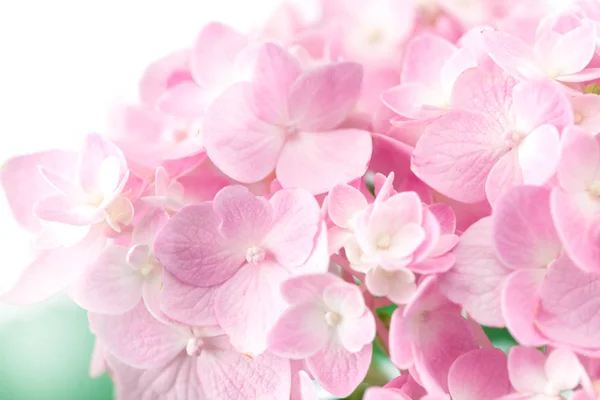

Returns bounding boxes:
[268,274,375,398]
[90,302,291,400]
[483,12,600,82]
[413,69,572,205]
[202,42,372,194]
[154,185,326,355]
[550,125,600,273]
[499,347,583,399]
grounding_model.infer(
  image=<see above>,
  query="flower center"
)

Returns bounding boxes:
[503,130,526,148]
[246,246,266,265]
[376,234,392,250]
[186,337,204,357]
[574,112,584,124]
[325,311,342,326]
[284,124,299,137]
[590,181,600,197]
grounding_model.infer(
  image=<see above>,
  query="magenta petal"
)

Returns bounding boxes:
[493,185,562,269]
[160,270,218,327]
[306,337,372,398]
[501,269,547,347]
[276,129,372,195]
[153,203,244,287]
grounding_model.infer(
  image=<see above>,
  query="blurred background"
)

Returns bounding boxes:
[0,0,564,399]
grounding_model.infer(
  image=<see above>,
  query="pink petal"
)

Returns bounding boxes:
[501,269,547,347]
[413,311,479,394]
[493,185,562,269]
[450,68,516,126]
[199,345,292,400]
[550,189,600,273]
[364,387,411,400]
[440,47,477,93]
[155,82,211,120]
[306,337,372,398]
[511,80,573,132]
[448,348,511,400]
[202,82,286,183]
[280,273,340,305]
[153,203,244,287]
[507,346,549,394]
[276,129,372,195]
[160,270,218,327]
[428,203,457,235]
[214,261,289,356]
[323,282,366,320]
[401,34,457,87]
[556,125,599,192]
[291,369,318,400]
[263,188,321,267]
[485,149,523,207]
[439,217,511,327]
[327,184,368,228]
[73,246,143,314]
[1,150,78,231]
[289,62,363,131]
[381,84,446,119]
[251,42,302,106]
[138,49,192,107]
[132,208,170,247]
[412,110,508,203]
[267,303,330,359]
[389,307,416,369]
[190,22,247,89]
[212,185,272,243]
[545,348,583,392]
[1,230,106,304]
[557,67,600,82]
[548,19,597,76]
[536,255,600,349]
[517,125,561,185]
[338,311,376,353]
[410,253,456,274]
[34,193,103,225]
[571,94,600,134]
[481,31,541,80]
[89,302,188,369]
[77,133,128,194]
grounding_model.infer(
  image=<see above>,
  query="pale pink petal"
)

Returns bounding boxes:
[0,150,77,231]
[389,307,416,369]
[507,346,549,393]
[276,129,372,195]
[295,221,330,275]
[545,348,583,392]
[550,189,600,273]
[511,80,573,132]
[549,19,597,76]
[493,185,562,269]
[440,47,477,94]
[202,82,286,183]
[292,370,318,400]
[1,230,106,304]
[214,261,289,356]
[501,269,547,347]
[306,337,372,398]
[199,344,292,400]
[323,282,365,319]
[290,62,362,131]
[160,270,218,327]
[448,348,511,400]
[327,184,368,229]
[556,125,599,192]
[212,185,272,243]
[138,49,192,107]
[413,311,479,394]
[153,203,244,287]
[517,125,561,185]
[263,188,321,267]
[428,203,456,235]
[251,42,302,106]
[439,217,510,327]
[450,69,516,126]
[381,84,446,119]
[155,83,211,120]
[401,34,457,87]
[190,22,247,89]
[89,302,188,369]
[410,254,456,274]
[132,208,170,247]
[364,387,411,400]
[536,255,600,349]
[280,273,339,305]
[338,311,376,353]
[267,304,330,359]
[77,133,127,194]
[73,246,143,314]
[572,94,600,134]
[557,68,600,82]
[412,110,508,203]
[89,339,107,378]
[481,31,541,80]
[485,149,523,207]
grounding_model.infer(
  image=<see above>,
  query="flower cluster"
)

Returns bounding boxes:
[3,0,600,399]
